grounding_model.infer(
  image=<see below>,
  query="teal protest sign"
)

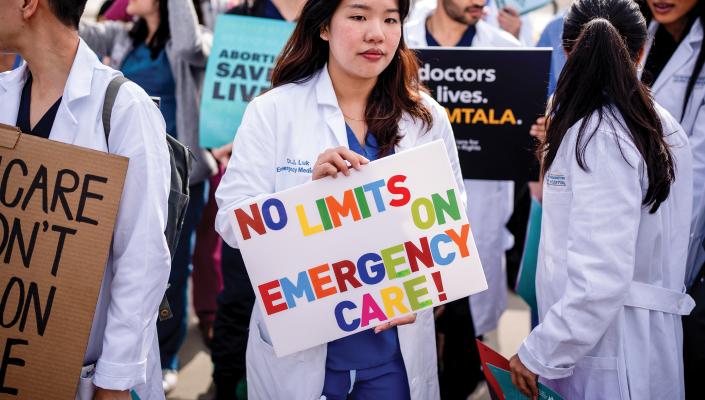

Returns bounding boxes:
[495,0,552,14]
[487,364,564,400]
[515,197,542,310]
[199,15,294,148]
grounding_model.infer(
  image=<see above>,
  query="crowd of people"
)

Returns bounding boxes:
[1,0,704,399]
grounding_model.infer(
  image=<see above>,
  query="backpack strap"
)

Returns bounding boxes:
[100,75,174,322]
[102,76,130,150]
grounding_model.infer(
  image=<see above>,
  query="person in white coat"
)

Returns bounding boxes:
[509,0,695,398]
[409,0,534,44]
[638,1,705,397]
[406,0,518,339]
[0,1,172,399]
[404,1,519,397]
[214,0,465,398]
[640,0,705,289]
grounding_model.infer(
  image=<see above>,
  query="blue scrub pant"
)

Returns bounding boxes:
[322,357,411,400]
[158,181,206,370]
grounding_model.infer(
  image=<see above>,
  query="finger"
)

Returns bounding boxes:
[527,373,539,398]
[327,152,351,176]
[338,147,368,170]
[374,321,393,333]
[313,162,338,180]
[515,373,532,398]
[510,368,519,390]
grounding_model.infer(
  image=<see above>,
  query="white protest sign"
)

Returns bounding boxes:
[229,140,487,356]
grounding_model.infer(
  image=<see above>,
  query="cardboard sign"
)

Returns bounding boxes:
[199,15,294,148]
[495,0,552,15]
[415,48,550,181]
[0,124,128,399]
[229,140,487,356]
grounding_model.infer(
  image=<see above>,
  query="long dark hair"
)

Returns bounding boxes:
[128,0,204,59]
[541,0,675,213]
[270,0,432,156]
[640,0,705,119]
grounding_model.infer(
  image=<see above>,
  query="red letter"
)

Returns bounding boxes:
[332,260,362,293]
[258,280,288,315]
[308,264,338,299]
[234,204,266,240]
[404,237,434,273]
[387,175,411,207]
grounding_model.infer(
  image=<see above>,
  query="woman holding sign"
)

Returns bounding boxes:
[509,0,694,398]
[215,0,465,398]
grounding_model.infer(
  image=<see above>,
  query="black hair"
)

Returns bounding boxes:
[128,0,204,60]
[541,0,675,213]
[98,0,115,17]
[47,0,88,28]
[128,0,170,59]
[640,0,705,119]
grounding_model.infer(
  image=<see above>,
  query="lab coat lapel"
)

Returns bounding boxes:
[652,20,702,95]
[0,64,28,126]
[315,66,348,148]
[50,39,98,145]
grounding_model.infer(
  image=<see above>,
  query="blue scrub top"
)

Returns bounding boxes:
[262,0,285,20]
[325,124,402,371]
[12,55,22,70]
[536,14,566,97]
[426,24,477,47]
[121,44,178,138]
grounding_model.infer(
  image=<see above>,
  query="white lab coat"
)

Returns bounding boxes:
[0,40,171,399]
[640,19,705,287]
[518,105,695,399]
[214,66,466,400]
[405,5,519,335]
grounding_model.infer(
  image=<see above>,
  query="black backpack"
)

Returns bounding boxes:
[102,76,192,320]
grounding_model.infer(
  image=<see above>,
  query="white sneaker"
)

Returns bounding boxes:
[162,369,178,393]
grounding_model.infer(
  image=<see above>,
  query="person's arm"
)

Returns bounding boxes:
[78,21,127,59]
[104,0,132,22]
[92,83,172,391]
[215,98,276,249]
[516,129,642,378]
[168,0,212,66]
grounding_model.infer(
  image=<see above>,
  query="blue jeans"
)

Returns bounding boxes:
[322,357,411,400]
[158,182,206,370]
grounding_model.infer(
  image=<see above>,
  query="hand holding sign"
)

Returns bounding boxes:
[230,140,487,356]
[312,147,370,180]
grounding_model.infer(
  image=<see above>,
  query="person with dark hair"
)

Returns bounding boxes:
[0,0,171,399]
[78,0,218,393]
[97,0,116,21]
[638,2,705,398]
[508,0,695,398]
[404,2,519,398]
[214,0,461,398]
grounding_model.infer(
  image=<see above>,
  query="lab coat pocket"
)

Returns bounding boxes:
[569,356,626,400]
[249,320,322,399]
